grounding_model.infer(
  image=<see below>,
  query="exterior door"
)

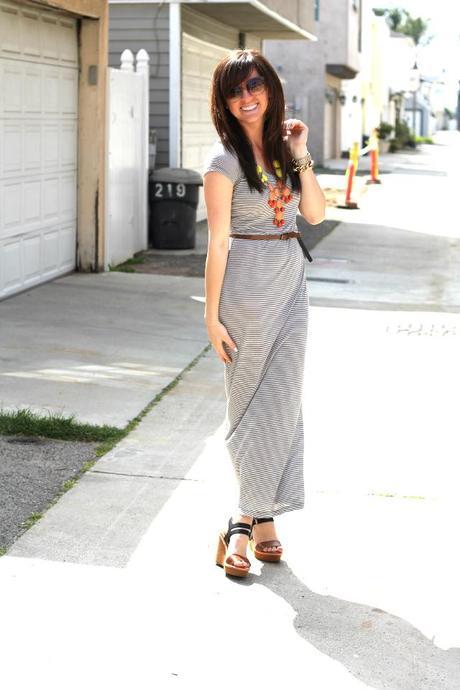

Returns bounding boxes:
[0,0,78,299]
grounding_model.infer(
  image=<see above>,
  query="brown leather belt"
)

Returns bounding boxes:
[229,231,301,240]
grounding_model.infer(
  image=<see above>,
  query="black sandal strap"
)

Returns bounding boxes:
[226,518,252,542]
[253,517,274,525]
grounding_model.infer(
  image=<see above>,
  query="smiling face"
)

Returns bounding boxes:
[225,67,269,127]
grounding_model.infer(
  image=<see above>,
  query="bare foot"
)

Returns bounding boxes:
[251,520,282,554]
[226,515,252,567]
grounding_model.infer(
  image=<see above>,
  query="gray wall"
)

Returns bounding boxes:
[109,3,170,168]
[264,38,326,164]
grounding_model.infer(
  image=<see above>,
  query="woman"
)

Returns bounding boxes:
[203,49,325,578]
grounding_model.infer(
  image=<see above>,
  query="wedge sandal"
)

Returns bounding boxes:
[249,517,283,563]
[215,517,252,578]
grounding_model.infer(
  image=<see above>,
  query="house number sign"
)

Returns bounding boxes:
[154,183,187,199]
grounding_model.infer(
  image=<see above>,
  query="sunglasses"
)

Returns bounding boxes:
[227,76,266,101]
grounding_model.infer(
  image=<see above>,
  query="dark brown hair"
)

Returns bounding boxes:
[210,49,300,193]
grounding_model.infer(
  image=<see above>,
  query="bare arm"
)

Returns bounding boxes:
[203,171,238,364]
[296,159,326,225]
[283,118,326,225]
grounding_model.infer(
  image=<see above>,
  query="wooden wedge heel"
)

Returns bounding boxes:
[215,517,252,577]
[249,517,283,562]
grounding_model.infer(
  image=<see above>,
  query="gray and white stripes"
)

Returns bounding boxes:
[204,140,309,518]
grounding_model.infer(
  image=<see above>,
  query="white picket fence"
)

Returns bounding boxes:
[105,49,149,269]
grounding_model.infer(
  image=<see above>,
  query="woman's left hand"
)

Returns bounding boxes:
[283,119,309,156]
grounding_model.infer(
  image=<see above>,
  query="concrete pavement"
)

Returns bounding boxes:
[2,306,460,688]
[0,272,208,427]
[1,133,460,688]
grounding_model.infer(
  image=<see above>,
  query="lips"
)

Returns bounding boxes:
[240,103,258,112]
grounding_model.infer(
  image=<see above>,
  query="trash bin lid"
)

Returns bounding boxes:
[151,167,203,185]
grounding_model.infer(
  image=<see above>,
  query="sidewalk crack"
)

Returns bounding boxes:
[89,469,198,482]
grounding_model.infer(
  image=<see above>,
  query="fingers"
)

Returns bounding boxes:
[207,322,238,365]
[221,337,238,365]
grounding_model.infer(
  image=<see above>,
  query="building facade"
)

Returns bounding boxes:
[264,0,361,164]
[109,0,317,217]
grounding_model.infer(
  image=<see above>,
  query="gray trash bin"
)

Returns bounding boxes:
[149,168,203,249]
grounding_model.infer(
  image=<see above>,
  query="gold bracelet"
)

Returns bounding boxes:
[292,151,314,173]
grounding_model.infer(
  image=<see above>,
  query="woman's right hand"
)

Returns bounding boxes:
[206,320,238,364]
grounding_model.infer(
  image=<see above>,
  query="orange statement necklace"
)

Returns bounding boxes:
[256,160,293,228]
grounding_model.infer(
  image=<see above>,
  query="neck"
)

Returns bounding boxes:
[241,120,264,151]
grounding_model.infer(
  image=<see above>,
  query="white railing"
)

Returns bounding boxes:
[105,49,150,269]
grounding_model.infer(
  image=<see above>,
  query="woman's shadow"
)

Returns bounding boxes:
[246,561,460,689]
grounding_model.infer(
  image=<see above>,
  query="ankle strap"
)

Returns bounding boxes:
[227,518,252,538]
[253,517,274,525]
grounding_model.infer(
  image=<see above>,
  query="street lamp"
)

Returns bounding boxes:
[409,61,420,136]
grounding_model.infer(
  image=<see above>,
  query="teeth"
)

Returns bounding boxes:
[241,104,257,111]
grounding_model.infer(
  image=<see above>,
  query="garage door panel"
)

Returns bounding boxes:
[2,182,21,227]
[22,11,41,58]
[61,173,77,218]
[2,240,21,292]
[43,126,59,167]
[61,124,77,167]
[44,69,60,114]
[23,181,41,222]
[43,178,59,219]
[3,64,22,113]
[23,234,41,281]
[42,19,60,61]
[60,224,76,265]
[42,230,60,275]
[61,71,78,114]
[0,6,20,56]
[60,22,79,64]
[3,126,22,172]
[0,0,78,298]
[24,126,41,170]
[25,66,42,113]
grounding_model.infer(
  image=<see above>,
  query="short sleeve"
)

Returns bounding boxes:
[203,141,241,184]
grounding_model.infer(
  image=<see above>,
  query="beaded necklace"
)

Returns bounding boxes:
[256,160,293,228]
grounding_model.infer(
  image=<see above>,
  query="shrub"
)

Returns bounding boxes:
[415,135,434,144]
[376,121,393,140]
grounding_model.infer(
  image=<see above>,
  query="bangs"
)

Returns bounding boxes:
[219,52,261,98]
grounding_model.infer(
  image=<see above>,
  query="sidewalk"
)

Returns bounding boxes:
[0,272,208,427]
[1,133,460,688]
[2,307,459,688]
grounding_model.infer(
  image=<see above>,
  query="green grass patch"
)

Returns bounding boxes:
[0,408,124,444]
[0,547,7,558]
[22,512,43,530]
[109,255,146,272]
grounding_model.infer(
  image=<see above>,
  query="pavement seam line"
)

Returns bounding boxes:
[89,469,200,482]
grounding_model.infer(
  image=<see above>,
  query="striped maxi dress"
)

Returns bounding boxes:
[203,140,309,519]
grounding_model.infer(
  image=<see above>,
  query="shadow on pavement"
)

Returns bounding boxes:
[254,561,460,689]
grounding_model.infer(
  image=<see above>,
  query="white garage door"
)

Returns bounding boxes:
[0,1,78,299]
[182,34,229,221]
